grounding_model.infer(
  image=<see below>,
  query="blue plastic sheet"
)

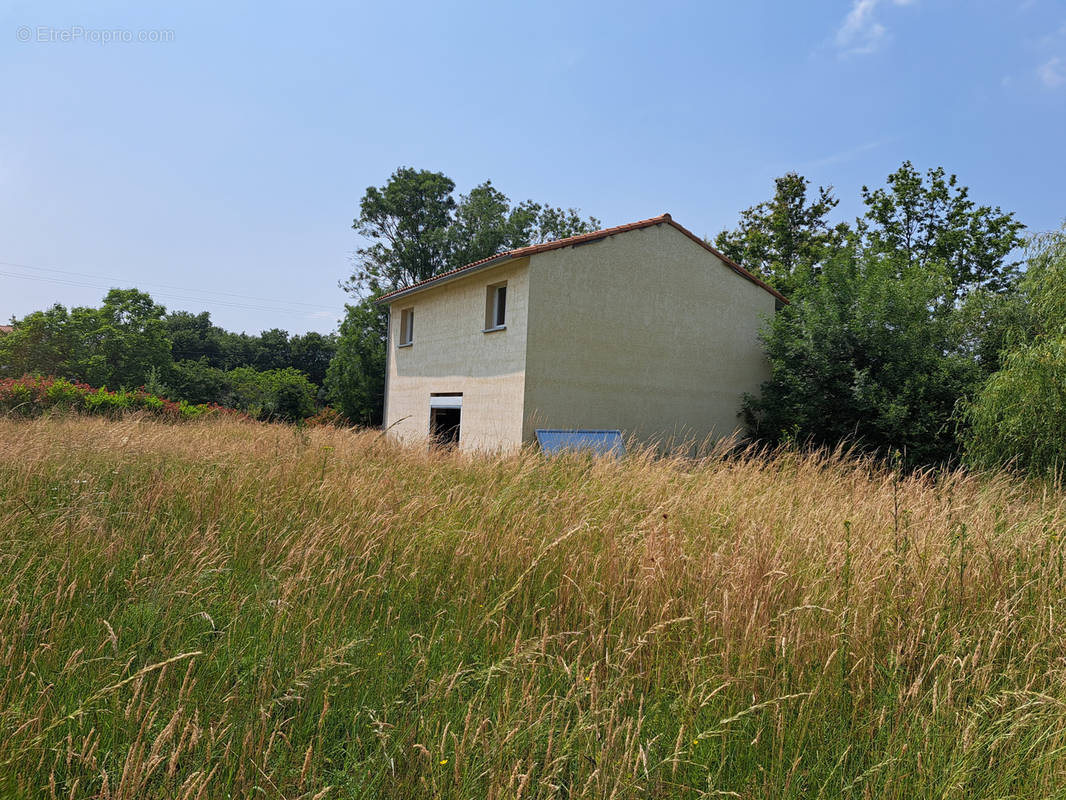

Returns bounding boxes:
[535,429,625,457]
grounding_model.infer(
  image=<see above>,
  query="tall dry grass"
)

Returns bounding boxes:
[2,415,1066,798]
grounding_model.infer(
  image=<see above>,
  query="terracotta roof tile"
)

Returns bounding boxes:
[376,213,788,305]
[0,325,13,334]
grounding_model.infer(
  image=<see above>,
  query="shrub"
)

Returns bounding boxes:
[0,375,237,422]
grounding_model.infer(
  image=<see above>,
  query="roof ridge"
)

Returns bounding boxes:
[376,213,787,304]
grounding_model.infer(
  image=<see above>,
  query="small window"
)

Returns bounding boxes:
[399,308,414,346]
[485,283,507,331]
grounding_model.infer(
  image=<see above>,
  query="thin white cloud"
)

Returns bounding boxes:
[835,0,916,56]
[799,138,895,172]
[1038,56,1066,87]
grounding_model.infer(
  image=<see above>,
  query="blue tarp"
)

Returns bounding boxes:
[535,429,625,457]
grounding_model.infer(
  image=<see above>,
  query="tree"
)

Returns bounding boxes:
[714,173,849,298]
[289,332,337,387]
[0,304,75,378]
[860,162,1026,298]
[166,359,229,405]
[447,182,601,269]
[345,167,458,296]
[165,311,223,365]
[91,289,172,388]
[326,298,387,426]
[252,328,291,371]
[746,244,982,468]
[966,225,1066,476]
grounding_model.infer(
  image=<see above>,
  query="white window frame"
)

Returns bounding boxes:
[398,307,414,347]
[484,282,507,332]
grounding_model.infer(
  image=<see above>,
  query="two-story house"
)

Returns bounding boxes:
[377,213,786,452]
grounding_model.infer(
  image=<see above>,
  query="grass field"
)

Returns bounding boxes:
[3,416,1066,798]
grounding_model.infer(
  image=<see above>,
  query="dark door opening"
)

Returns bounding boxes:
[430,407,461,447]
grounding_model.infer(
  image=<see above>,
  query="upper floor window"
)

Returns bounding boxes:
[485,283,507,331]
[399,307,414,346]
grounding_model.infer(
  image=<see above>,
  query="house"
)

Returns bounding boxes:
[377,213,786,453]
[0,326,12,335]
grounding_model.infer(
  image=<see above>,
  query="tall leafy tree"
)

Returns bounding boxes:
[0,305,75,378]
[742,162,1028,467]
[448,182,601,269]
[860,161,1026,298]
[289,331,337,387]
[252,328,292,372]
[344,167,458,296]
[165,311,223,364]
[72,289,171,388]
[966,225,1066,476]
[326,298,387,426]
[714,173,849,298]
[746,243,981,467]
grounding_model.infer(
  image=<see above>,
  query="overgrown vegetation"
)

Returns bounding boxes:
[0,375,234,420]
[726,163,1027,469]
[0,291,336,421]
[4,416,1066,798]
[966,225,1066,476]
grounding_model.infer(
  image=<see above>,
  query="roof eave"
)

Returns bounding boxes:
[375,253,518,306]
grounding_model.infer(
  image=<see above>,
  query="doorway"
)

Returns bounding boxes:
[430,407,461,447]
[429,393,462,447]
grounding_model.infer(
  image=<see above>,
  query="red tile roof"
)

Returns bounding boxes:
[0,325,13,335]
[376,213,788,305]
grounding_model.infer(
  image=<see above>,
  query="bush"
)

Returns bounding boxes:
[0,375,236,421]
[965,225,1066,478]
[227,366,316,422]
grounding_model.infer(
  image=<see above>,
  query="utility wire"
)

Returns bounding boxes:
[0,259,340,313]
[0,270,340,318]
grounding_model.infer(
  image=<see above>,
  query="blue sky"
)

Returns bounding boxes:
[2,0,1064,334]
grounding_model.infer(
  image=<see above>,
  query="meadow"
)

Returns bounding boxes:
[2,416,1066,798]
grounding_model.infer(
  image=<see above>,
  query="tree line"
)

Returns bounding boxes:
[2,162,1063,477]
[0,291,335,421]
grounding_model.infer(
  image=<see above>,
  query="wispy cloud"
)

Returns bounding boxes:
[835,0,916,57]
[1037,56,1066,87]
[799,138,895,172]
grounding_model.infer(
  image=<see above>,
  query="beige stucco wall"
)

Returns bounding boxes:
[522,223,776,451]
[384,258,530,452]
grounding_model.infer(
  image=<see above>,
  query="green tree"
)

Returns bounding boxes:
[860,162,1026,298]
[252,328,292,371]
[166,359,230,405]
[165,311,223,365]
[226,366,317,421]
[448,182,601,269]
[345,167,458,296]
[714,173,849,298]
[746,244,981,467]
[91,289,172,388]
[326,298,386,426]
[0,304,75,378]
[966,225,1066,476]
[289,331,337,387]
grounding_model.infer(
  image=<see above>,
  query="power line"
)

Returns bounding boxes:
[0,270,341,318]
[0,259,341,314]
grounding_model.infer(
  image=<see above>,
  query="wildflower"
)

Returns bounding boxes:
[440,758,448,765]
